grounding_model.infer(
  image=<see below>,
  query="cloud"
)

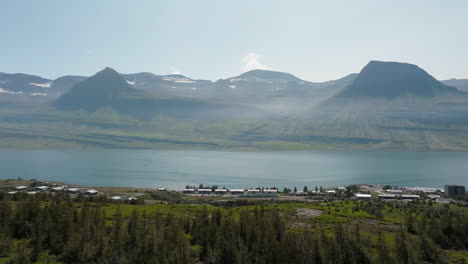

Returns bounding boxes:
[169,66,181,75]
[241,52,271,73]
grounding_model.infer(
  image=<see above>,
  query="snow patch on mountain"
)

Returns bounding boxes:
[0,88,22,94]
[163,76,195,83]
[29,82,52,88]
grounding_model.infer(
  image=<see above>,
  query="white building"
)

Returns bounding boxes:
[36,186,48,191]
[230,189,245,195]
[197,189,212,195]
[264,189,278,194]
[51,187,64,192]
[215,189,228,195]
[247,189,261,195]
[401,194,420,200]
[85,189,98,195]
[67,188,80,194]
[355,193,372,200]
[16,186,27,191]
[111,196,122,200]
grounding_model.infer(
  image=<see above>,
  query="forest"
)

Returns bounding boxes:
[0,191,467,264]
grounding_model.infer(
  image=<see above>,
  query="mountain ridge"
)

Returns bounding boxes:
[335,60,461,99]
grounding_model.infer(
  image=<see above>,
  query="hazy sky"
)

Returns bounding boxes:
[1,0,467,81]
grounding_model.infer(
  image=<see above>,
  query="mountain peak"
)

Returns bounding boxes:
[236,69,304,82]
[56,67,142,111]
[95,67,120,76]
[336,60,460,98]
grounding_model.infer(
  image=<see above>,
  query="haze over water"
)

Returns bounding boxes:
[0,150,467,190]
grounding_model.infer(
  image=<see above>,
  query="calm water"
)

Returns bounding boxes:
[0,150,467,190]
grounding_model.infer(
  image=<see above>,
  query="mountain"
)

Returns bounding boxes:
[441,78,468,93]
[336,61,461,98]
[3,62,468,150]
[56,67,264,120]
[49,75,88,96]
[56,67,151,112]
[122,72,215,99]
[0,72,87,97]
[0,72,52,95]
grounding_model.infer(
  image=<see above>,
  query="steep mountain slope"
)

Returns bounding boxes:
[336,61,461,98]
[49,75,88,96]
[441,78,468,93]
[56,67,146,112]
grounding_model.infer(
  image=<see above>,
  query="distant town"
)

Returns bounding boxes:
[1,179,466,205]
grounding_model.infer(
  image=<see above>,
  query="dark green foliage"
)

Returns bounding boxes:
[0,192,467,263]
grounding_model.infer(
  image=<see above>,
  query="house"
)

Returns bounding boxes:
[36,186,48,192]
[67,188,80,194]
[197,189,212,195]
[401,194,420,201]
[215,189,228,195]
[182,189,195,194]
[157,187,166,191]
[127,197,138,201]
[386,189,403,194]
[16,186,28,191]
[427,194,441,200]
[230,189,245,195]
[378,194,396,200]
[111,196,122,200]
[27,191,37,195]
[264,189,278,194]
[338,186,346,191]
[355,193,372,200]
[246,189,261,195]
[326,190,336,194]
[7,191,17,195]
[51,187,64,192]
[84,189,98,195]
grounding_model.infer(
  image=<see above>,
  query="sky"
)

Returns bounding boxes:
[1,0,467,82]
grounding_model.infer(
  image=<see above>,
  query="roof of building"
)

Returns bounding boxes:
[7,191,17,195]
[16,186,28,190]
[378,194,396,198]
[247,189,260,192]
[36,186,48,190]
[85,189,98,194]
[264,189,278,192]
[67,188,79,192]
[198,189,212,192]
[157,187,166,191]
[356,193,372,198]
[401,194,420,198]
[215,189,227,192]
[51,187,64,191]
[230,189,245,192]
[27,191,37,195]
[183,189,195,191]
[127,197,138,200]
[387,189,403,193]
[111,196,121,200]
